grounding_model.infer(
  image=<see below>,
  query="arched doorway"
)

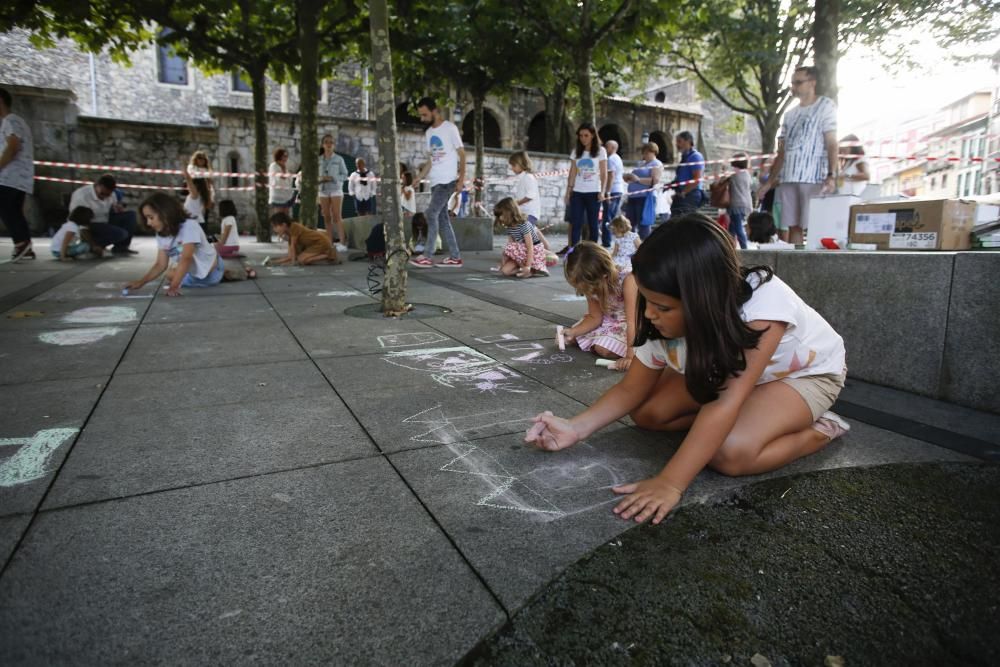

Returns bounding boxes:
[527,112,546,152]
[395,102,422,127]
[599,124,626,155]
[462,109,502,148]
[649,131,673,165]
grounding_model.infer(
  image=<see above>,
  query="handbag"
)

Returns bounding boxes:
[709,175,731,208]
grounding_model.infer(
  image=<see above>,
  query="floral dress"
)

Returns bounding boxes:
[612,230,640,269]
[576,267,630,357]
[502,221,547,272]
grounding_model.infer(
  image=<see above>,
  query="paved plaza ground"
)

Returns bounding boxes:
[0,236,998,665]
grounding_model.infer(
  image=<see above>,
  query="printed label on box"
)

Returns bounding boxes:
[889,232,938,249]
[855,212,897,234]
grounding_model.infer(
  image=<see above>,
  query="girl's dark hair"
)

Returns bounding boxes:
[411,212,428,237]
[140,192,188,237]
[269,211,292,227]
[632,214,774,403]
[841,133,864,157]
[730,152,748,169]
[319,133,333,156]
[273,148,288,163]
[68,206,94,226]
[746,211,776,243]
[573,122,601,158]
[218,199,238,219]
[401,171,414,188]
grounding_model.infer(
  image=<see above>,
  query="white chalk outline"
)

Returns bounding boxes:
[0,428,79,487]
[377,332,450,348]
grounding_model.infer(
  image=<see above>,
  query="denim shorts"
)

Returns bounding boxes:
[181,259,224,288]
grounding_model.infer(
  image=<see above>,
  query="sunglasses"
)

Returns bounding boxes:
[790,79,811,86]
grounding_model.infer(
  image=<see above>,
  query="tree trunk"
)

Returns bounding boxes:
[297,0,321,229]
[575,50,595,126]
[758,112,781,155]
[543,79,569,153]
[369,0,409,316]
[250,65,271,242]
[813,0,839,101]
[473,95,484,205]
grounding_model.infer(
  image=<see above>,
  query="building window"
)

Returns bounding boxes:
[228,153,242,188]
[157,30,189,85]
[941,173,947,188]
[931,177,936,189]
[231,71,252,93]
[654,91,666,103]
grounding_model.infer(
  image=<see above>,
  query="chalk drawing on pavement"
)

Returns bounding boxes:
[0,428,79,487]
[383,346,528,394]
[377,332,449,348]
[62,306,137,325]
[39,327,123,346]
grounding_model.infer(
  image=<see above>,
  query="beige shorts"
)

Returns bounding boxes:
[776,182,824,230]
[781,372,846,421]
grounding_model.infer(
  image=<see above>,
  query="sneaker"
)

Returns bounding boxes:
[555,245,570,256]
[335,243,348,253]
[812,411,851,442]
[11,243,35,262]
[409,256,434,268]
[436,257,463,267]
[531,268,550,277]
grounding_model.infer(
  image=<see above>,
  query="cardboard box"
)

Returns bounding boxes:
[806,194,859,249]
[849,199,976,250]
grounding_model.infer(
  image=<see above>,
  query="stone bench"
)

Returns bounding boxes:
[741,249,1000,415]
[343,214,494,252]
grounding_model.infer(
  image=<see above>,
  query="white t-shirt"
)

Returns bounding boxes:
[634,273,845,385]
[514,172,541,219]
[69,185,113,223]
[400,185,416,213]
[840,157,869,196]
[425,120,464,187]
[51,221,80,250]
[184,194,205,222]
[607,153,626,193]
[156,219,218,279]
[219,215,240,245]
[571,147,608,194]
[268,162,294,204]
[0,113,34,193]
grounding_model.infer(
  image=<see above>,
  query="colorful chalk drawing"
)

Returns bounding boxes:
[0,428,79,487]
[473,334,520,344]
[474,333,573,366]
[38,327,123,346]
[377,332,449,348]
[62,306,137,325]
[403,405,639,521]
[382,345,528,394]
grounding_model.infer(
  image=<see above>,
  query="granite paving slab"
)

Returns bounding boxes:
[0,376,107,517]
[281,313,459,359]
[0,270,62,299]
[422,311,561,348]
[25,278,158,303]
[143,293,278,324]
[97,360,334,413]
[0,514,30,566]
[0,300,148,331]
[265,291,378,319]
[315,355,589,453]
[0,326,133,386]
[116,318,306,374]
[2,459,505,664]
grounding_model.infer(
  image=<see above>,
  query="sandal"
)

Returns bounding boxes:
[246,268,257,279]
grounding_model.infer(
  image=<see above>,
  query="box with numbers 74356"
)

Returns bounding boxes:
[848,199,976,250]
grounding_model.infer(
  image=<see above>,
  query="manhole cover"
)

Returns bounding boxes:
[343,303,452,319]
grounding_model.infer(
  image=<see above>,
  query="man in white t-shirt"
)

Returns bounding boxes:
[601,140,626,248]
[410,97,465,268]
[0,88,36,260]
[758,65,838,245]
[69,173,138,254]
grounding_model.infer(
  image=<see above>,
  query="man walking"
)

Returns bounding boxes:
[758,65,838,245]
[0,88,35,261]
[601,139,625,247]
[69,174,138,254]
[668,131,706,217]
[410,97,464,267]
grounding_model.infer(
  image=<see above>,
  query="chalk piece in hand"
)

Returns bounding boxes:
[490,267,499,272]
[121,289,129,296]
[556,325,565,351]
[262,256,271,266]
[525,421,546,441]
[595,358,616,368]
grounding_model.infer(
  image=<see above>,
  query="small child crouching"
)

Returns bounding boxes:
[268,212,340,265]
[495,197,548,278]
[51,207,99,261]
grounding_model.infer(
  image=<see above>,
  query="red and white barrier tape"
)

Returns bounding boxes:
[33,175,256,191]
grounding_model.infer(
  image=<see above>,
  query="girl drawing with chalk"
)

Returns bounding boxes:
[527,215,849,524]
[495,197,548,278]
[559,241,638,370]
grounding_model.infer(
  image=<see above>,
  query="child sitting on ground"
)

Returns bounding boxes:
[526,215,849,525]
[126,192,243,296]
[609,214,641,270]
[51,207,98,261]
[215,199,241,258]
[747,211,794,249]
[559,241,638,370]
[268,212,340,265]
[495,197,548,278]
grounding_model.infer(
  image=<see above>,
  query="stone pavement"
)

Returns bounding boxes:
[0,236,997,665]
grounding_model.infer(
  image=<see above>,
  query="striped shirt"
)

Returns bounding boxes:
[508,221,541,244]
[779,96,837,184]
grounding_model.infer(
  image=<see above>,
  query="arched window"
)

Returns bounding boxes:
[654,91,666,103]
[598,124,626,155]
[649,131,673,164]
[462,109,502,148]
[395,102,422,126]
[527,113,547,152]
